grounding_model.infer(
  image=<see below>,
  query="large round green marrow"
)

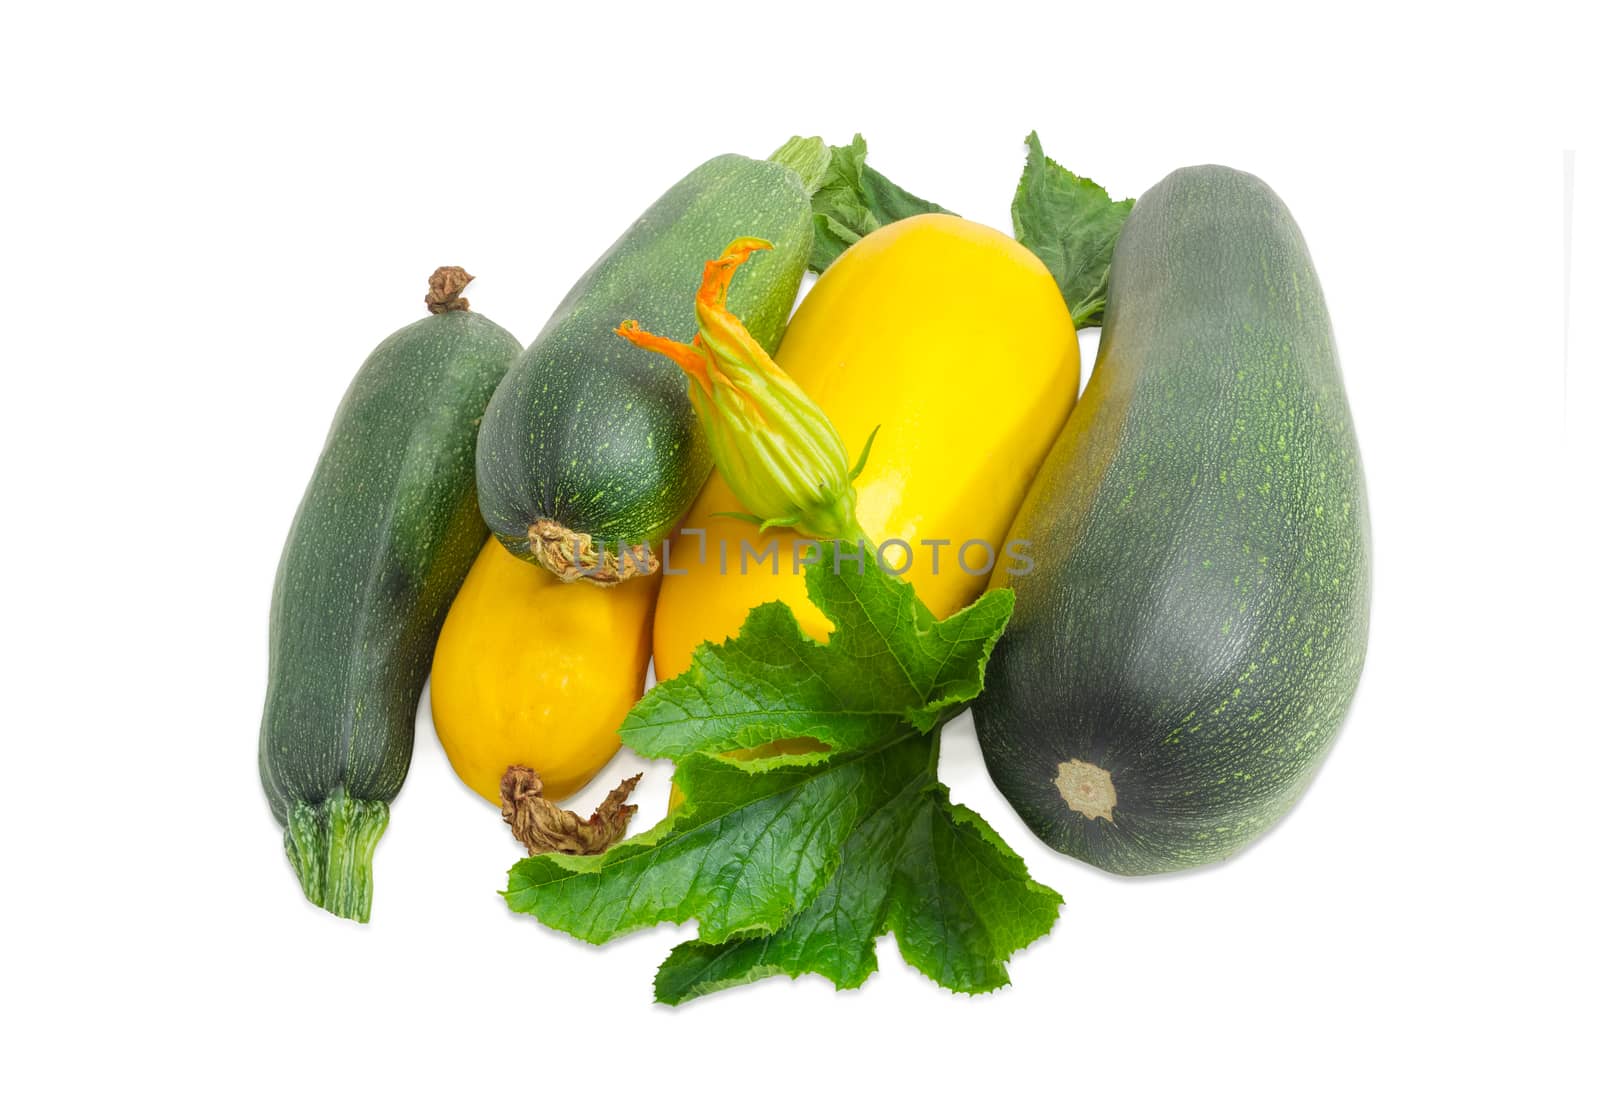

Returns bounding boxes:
[474,153,814,583]
[259,270,520,920]
[976,166,1371,876]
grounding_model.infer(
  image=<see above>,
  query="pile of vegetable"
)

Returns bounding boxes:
[257,133,1370,1003]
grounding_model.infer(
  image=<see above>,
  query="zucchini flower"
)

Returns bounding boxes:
[617,238,874,541]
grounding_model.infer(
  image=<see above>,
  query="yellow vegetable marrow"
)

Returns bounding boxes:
[431,539,659,803]
[652,213,1080,680]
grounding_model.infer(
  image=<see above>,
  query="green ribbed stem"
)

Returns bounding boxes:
[767,136,830,196]
[284,788,389,923]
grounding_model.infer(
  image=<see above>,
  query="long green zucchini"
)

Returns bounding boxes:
[474,145,821,583]
[259,268,521,920]
[976,166,1371,875]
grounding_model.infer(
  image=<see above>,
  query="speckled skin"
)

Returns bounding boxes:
[976,166,1370,876]
[475,155,812,562]
[259,310,521,824]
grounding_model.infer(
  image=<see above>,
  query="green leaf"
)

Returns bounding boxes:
[622,548,1015,761]
[653,742,1063,1005]
[805,135,952,272]
[1010,131,1134,327]
[502,552,1058,1004]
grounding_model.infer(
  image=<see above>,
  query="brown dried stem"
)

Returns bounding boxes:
[426,266,473,314]
[500,766,641,856]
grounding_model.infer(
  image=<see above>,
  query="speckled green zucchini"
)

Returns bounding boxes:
[259,269,520,921]
[474,148,817,583]
[975,166,1371,875]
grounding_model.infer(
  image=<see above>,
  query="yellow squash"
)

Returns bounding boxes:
[653,213,1080,680]
[432,538,659,803]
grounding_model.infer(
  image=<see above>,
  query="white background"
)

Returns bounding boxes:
[4,2,1595,1102]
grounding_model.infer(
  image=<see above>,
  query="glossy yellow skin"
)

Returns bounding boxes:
[432,539,659,804]
[654,213,1080,680]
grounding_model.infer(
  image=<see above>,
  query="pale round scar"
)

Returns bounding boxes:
[1055,759,1116,823]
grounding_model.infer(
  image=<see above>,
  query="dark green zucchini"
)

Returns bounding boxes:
[259,269,520,920]
[976,166,1370,876]
[475,149,817,584]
